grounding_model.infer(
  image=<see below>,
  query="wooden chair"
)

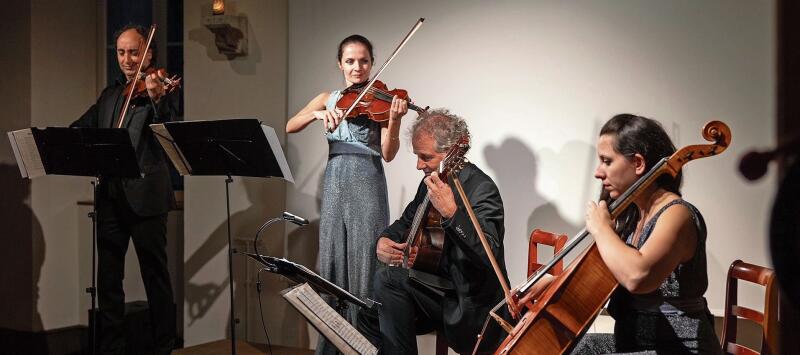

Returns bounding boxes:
[528,228,568,277]
[721,260,780,355]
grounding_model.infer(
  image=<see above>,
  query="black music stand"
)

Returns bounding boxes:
[243,253,380,312]
[150,119,293,355]
[7,127,140,355]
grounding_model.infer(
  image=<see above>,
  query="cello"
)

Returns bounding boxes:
[482,120,732,354]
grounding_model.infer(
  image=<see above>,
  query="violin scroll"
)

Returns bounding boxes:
[140,68,182,93]
[125,68,182,99]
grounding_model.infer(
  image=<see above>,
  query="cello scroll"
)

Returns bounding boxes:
[666,120,731,175]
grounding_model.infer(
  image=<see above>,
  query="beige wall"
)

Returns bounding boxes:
[0,0,98,331]
[287,0,776,326]
[182,0,290,347]
[0,0,34,332]
[1,1,778,352]
[3,0,294,345]
[29,0,99,331]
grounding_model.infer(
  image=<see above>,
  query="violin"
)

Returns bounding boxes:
[123,68,182,99]
[337,18,426,122]
[116,24,181,128]
[335,80,428,122]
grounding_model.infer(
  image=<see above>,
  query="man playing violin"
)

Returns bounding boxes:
[70,24,178,355]
[357,109,510,355]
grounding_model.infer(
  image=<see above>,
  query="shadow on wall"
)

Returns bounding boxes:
[527,139,598,237]
[281,187,321,348]
[185,2,261,75]
[279,137,326,347]
[0,163,46,352]
[483,138,585,277]
[183,176,293,345]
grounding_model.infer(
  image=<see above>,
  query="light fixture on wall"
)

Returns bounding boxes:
[212,0,225,15]
[203,0,248,58]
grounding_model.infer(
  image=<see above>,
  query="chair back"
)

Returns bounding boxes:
[527,229,567,277]
[721,259,780,355]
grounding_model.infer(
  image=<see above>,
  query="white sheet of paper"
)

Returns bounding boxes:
[282,283,377,355]
[261,124,294,183]
[149,123,192,176]
[7,128,46,179]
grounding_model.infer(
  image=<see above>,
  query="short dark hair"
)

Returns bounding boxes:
[113,24,157,64]
[337,34,374,63]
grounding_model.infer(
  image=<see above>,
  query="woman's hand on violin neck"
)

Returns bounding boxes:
[314,109,343,132]
[145,71,167,102]
[585,200,615,238]
[389,95,409,121]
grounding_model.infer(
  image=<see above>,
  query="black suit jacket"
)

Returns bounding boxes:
[382,163,509,352]
[70,78,178,216]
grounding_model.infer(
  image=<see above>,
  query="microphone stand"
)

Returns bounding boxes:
[251,213,306,353]
[253,212,307,268]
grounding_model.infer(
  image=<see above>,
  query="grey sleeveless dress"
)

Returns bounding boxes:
[316,91,389,355]
[573,199,722,355]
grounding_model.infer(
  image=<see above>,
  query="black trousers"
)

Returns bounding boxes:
[96,184,175,355]
[357,265,444,355]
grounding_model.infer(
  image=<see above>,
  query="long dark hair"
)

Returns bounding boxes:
[599,113,681,238]
[337,34,374,63]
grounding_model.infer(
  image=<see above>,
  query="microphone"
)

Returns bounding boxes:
[252,212,308,271]
[282,211,309,226]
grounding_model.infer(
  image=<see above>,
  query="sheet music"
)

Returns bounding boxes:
[7,129,45,178]
[261,124,295,184]
[150,124,192,175]
[283,283,377,355]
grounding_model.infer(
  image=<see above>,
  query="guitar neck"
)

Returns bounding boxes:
[404,194,431,249]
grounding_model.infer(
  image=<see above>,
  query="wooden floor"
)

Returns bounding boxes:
[173,340,314,355]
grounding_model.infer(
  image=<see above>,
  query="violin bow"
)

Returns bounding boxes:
[116,24,157,129]
[449,170,520,319]
[339,18,425,121]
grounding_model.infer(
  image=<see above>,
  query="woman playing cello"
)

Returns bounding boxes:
[286,34,409,355]
[571,114,722,354]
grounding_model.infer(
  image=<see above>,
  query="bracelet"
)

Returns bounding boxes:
[389,135,400,141]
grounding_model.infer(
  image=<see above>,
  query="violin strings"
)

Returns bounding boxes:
[365,87,423,110]
[358,86,425,112]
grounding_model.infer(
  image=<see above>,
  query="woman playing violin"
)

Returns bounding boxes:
[571,114,721,354]
[286,34,409,355]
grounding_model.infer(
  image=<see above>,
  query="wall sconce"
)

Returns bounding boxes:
[203,1,247,59]
[212,0,225,15]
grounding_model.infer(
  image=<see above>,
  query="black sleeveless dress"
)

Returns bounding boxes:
[573,199,722,354]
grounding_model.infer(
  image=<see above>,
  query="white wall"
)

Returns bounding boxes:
[287,0,775,324]
[183,0,289,347]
